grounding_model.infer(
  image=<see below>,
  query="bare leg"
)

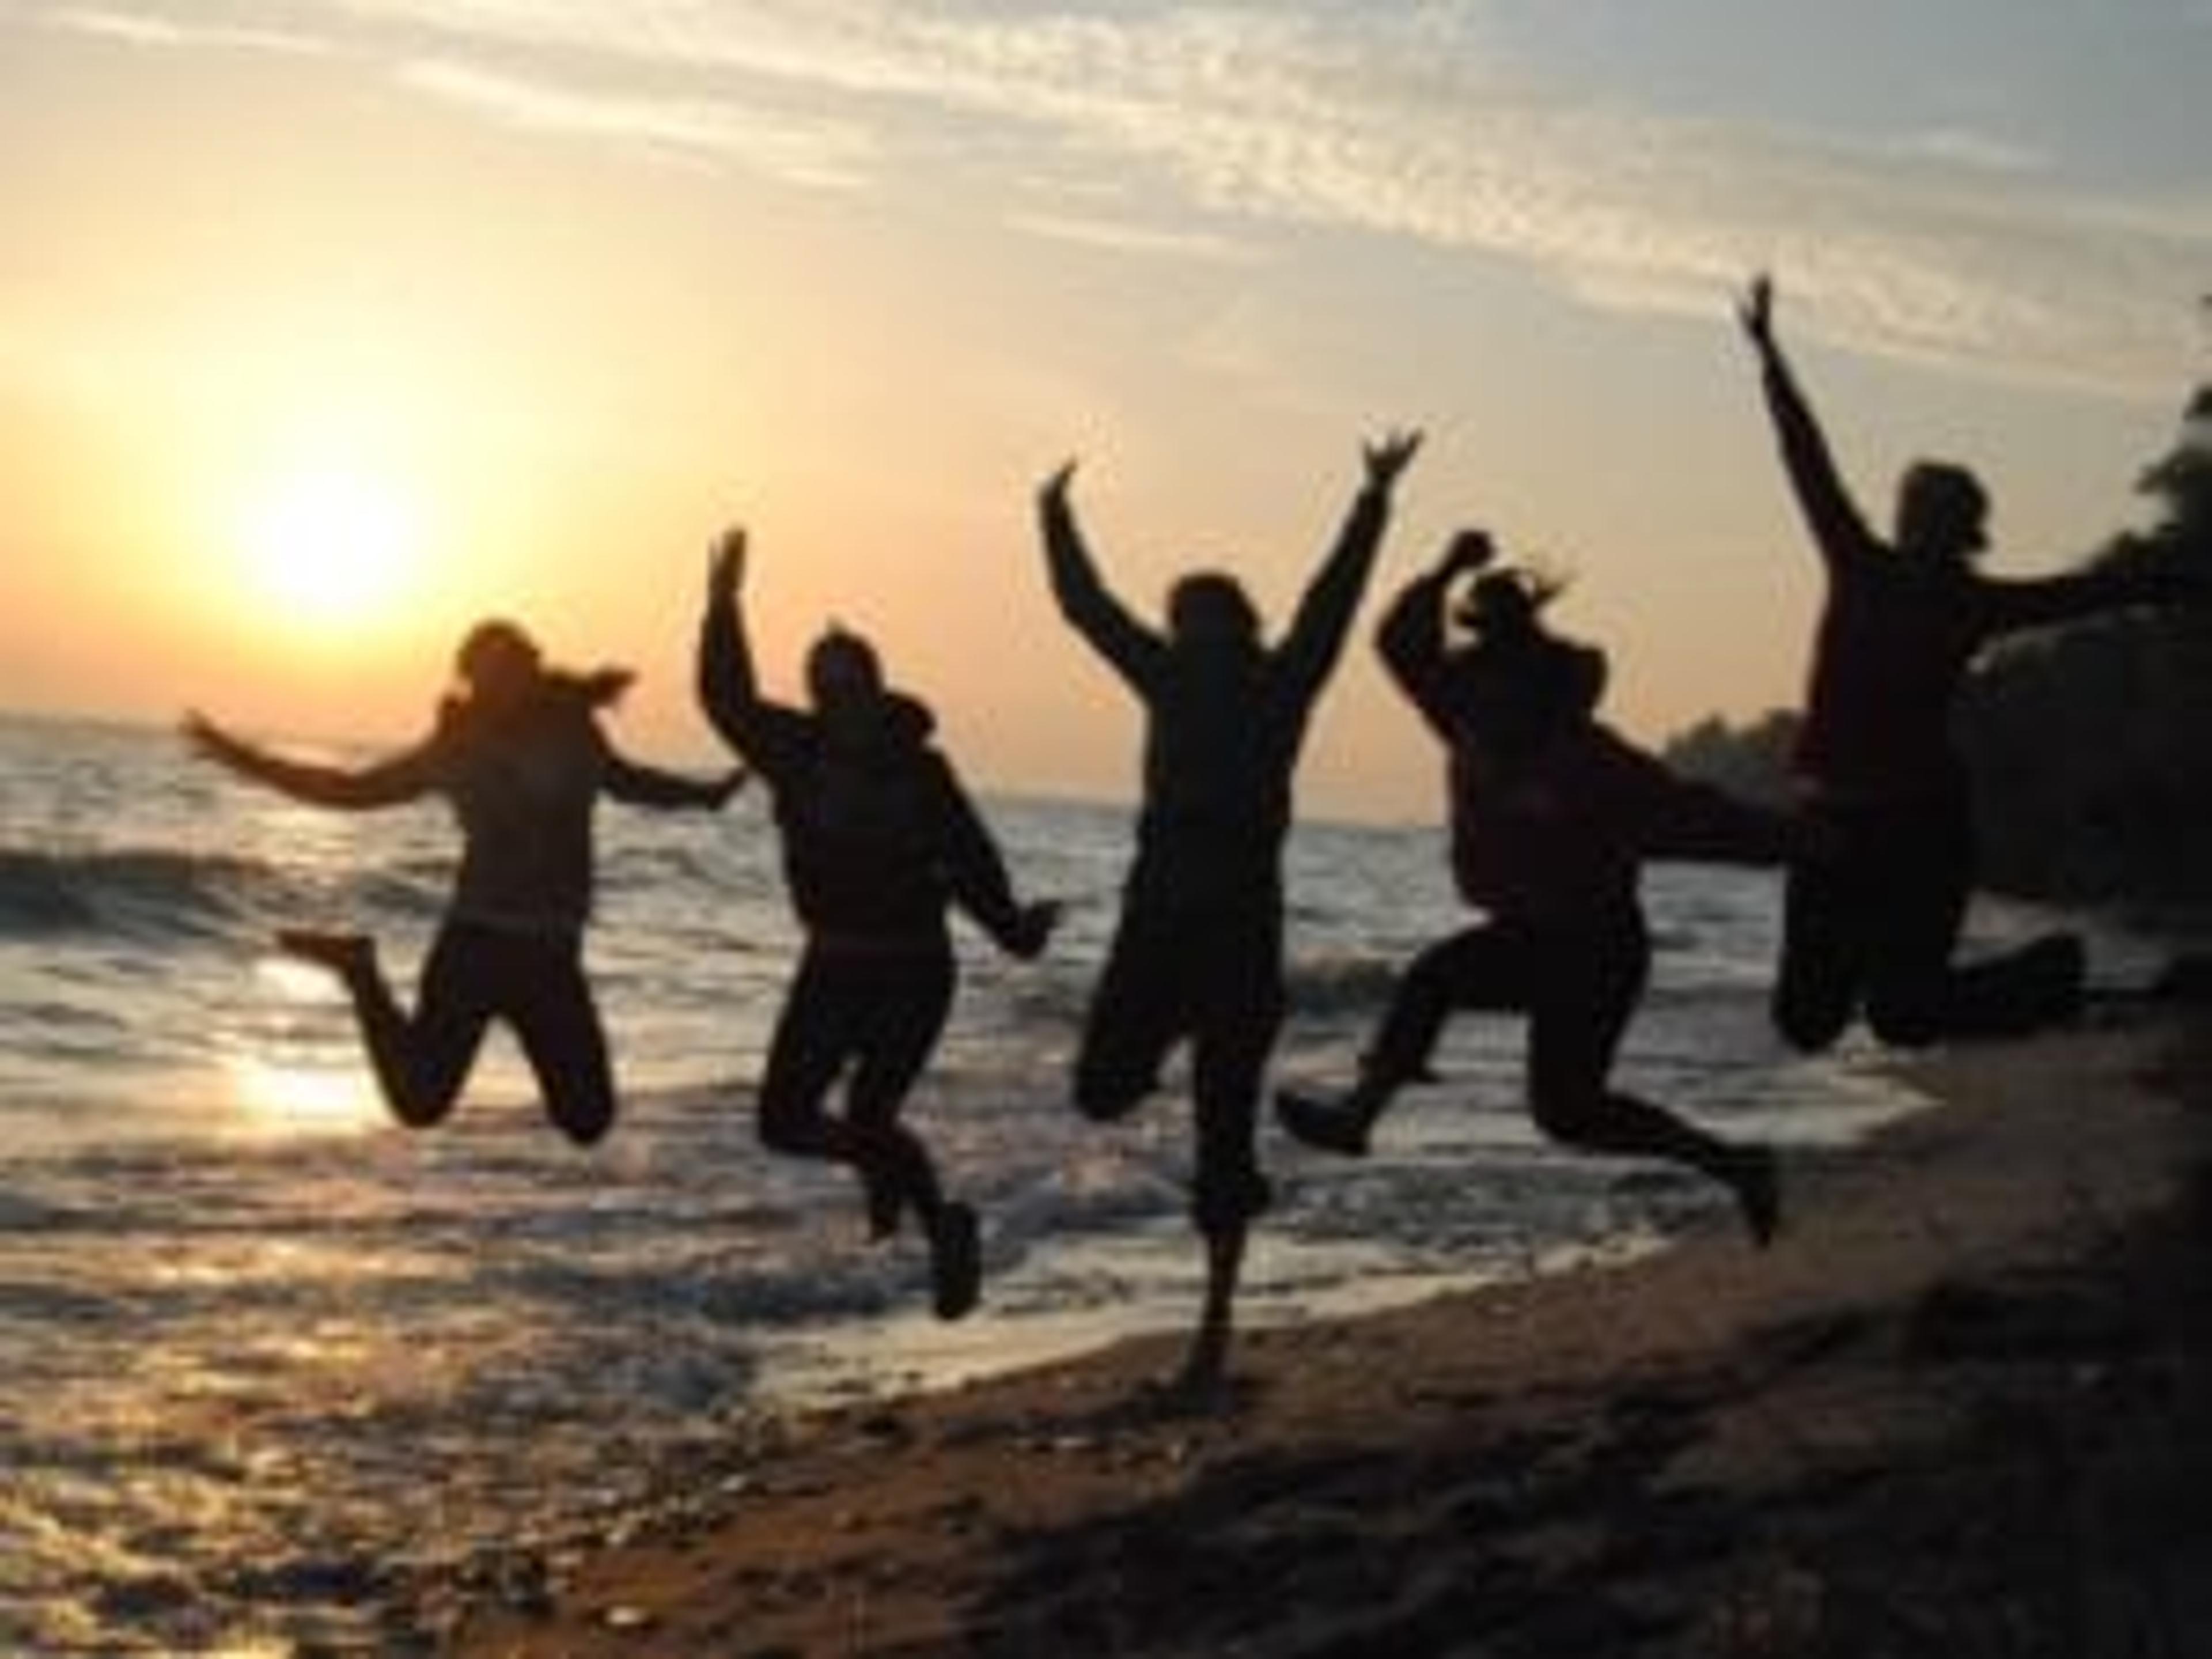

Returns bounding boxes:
[1173,1220,1246,1402]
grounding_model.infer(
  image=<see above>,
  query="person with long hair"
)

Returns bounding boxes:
[184,619,745,1145]
[695,529,1057,1322]
[1036,430,1421,1395]
[1277,529,1802,1245]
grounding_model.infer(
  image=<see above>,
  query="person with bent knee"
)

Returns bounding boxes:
[185,619,744,1145]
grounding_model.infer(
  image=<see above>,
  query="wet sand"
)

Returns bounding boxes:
[435,1010,2212,1657]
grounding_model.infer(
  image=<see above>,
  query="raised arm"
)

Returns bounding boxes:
[1374,528,1482,741]
[694,527,809,780]
[1036,461,1166,690]
[1277,427,1423,699]
[181,711,435,810]
[1737,275,1876,568]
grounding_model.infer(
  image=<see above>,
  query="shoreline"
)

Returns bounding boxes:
[431,1010,2212,1656]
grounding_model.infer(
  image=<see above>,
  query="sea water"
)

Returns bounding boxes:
[0,711,2157,1653]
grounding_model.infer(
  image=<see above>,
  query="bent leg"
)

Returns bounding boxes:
[1937,933,2086,1040]
[503,935,618,1147]
[1280,923,1534,1157]
[1359,922,1535,1117]
[842,950,958,1235]
[325,923,493,1130]
[757,950,867,1164]
[1073,910,1186,1123]
[1529,913,1777,1245]
[1771,819,1865,1054]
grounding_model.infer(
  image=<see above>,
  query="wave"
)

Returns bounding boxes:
[0,846,281,944]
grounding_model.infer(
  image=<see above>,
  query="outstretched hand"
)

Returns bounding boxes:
[179,710,248,771]
[1737,272,1776,351]
[708,527,747,601]
[1362,429,1423,494]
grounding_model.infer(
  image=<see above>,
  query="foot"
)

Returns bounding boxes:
[1274,1089,1372,1157]
[275,929,374,980]
[1731,1145,1781,1248]
[927,1202,982,1321]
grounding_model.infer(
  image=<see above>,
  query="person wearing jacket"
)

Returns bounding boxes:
[696,528,1056,1321]
[1277,529,1800,1246]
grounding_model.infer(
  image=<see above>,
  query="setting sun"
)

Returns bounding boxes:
[235,459,426,630]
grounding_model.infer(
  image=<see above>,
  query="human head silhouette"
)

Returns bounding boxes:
[806,626,886,740]
[455,619,543,709]
[1166,571,1260,653]
[1893,461,1989,563]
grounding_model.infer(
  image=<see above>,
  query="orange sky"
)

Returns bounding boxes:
[2,6,2202,821]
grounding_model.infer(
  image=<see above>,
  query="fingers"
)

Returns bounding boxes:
[1363,427,1423,487]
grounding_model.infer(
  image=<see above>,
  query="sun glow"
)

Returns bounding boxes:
[234,458,427,632]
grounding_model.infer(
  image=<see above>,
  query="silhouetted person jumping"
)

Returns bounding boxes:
[1277,530,1802,1245]
[696,529,1056,1322]
[184,620,744,1145]
[1037,429,1421,1394]
[1738,273,2187,1052]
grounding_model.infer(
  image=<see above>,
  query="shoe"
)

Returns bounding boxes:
[1733,1145,1781,1249]
[275,929,374,979]
[1274,1089,1372,1157]
[928,1202,982,1321]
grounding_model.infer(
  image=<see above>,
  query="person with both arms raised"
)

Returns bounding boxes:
[1037,429,1422,1395]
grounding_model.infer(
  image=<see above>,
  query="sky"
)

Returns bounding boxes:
[2,0,2207,822]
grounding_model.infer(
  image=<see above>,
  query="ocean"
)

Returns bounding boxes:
[0,710,2168,1654]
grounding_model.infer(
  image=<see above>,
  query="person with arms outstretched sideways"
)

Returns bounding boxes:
[695,528,1057,1322]
[1037,429,1421,1397]
[1277,529,1804,1244]
[1738,273,2191,1052]
[184,620,745,1146]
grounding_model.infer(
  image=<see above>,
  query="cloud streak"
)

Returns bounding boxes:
[46,4,331,56]
[49,1,2212,396]
[396,58,876,187]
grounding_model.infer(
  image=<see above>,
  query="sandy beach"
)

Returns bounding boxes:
[434,1007,2212,1657]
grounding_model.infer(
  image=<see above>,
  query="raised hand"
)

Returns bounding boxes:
[1737,272,1776,352]
[1442,528,1495,577]
[1037,460,1078,511]
[179,710,248,770]
[708,527,747,600]
[1362,428,1423,494]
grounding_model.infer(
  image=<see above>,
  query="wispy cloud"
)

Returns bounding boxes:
[396,59,875,187]
[44,5,331,56]
[1006,210,1263,264]
[51,2,2212,396]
